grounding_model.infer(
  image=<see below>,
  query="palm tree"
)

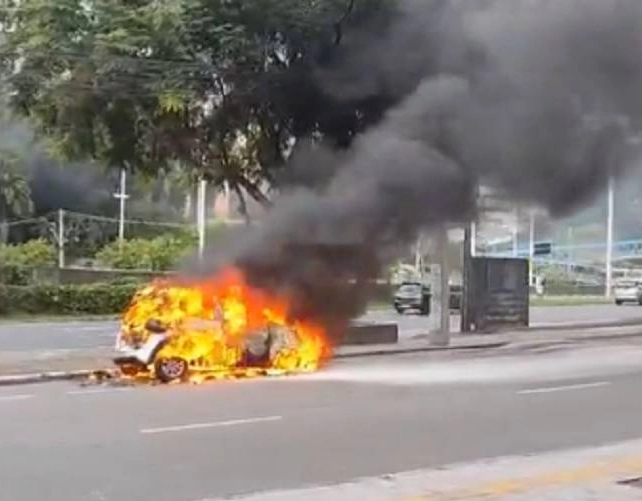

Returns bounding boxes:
[0,156,33,243]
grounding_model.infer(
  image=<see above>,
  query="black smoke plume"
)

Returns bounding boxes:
[200,0,642,333]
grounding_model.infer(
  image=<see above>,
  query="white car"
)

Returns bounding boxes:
[613,279,642,305]
[113,318,296,383]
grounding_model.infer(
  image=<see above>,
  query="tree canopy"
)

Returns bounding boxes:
[0,0,392,209]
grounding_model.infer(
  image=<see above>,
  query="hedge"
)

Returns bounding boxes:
[0,282,139,316]
[94,233,197,271]
[0,240,57,285]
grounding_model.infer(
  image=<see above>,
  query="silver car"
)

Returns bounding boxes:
[613,279,642,305]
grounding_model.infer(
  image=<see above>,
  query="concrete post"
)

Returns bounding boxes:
[430,225,450,346]
[528,209,535,287]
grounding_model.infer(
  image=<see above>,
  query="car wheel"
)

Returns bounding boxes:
[395,306,404,314]
[154,357,189,383]
[615,299,624,306]
[419,302,430,316]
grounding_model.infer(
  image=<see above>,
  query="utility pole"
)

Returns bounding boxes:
[461,223,473,333]
[567,226,574,274]
[197,178,207,258]
[414,235,423,276]
[528,208,535,288]
[605,176,615,297]
[113,168,129,248]
[57,209,65,269]
[440,228,450,342]
[223,181,231,222]
[512,206,519,257]
[461,183,480,334]
[430,225,450,346]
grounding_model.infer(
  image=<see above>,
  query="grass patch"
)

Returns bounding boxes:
[530,295,610,307]
[370,295,611,310]
[0,314,120,324]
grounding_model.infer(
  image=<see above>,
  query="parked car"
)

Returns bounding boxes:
[393,282,462,315]
[393,282,431,315]
[613,278,642,305]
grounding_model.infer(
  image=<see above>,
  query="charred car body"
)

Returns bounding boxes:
[112,273,326,383]
[114,317,299,383]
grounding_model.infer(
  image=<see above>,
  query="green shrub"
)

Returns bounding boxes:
[0,239,57,285]
[0,282,139,316]
[95,232,196,271]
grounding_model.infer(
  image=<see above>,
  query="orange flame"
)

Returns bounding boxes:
[118,267,330,382]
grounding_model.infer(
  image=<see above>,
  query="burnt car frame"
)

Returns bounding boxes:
[113,318,295,383]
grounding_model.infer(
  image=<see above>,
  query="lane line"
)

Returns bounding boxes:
[517,381,610,395]
[67,388,133,396]
[0,394,35,402]
[140,415,283,435]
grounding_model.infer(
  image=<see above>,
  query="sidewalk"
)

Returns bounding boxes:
[206,439,642,500]
[1,324,642,383]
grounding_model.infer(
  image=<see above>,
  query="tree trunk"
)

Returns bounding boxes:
[184,192,192,220]
[0,200,7,244]
[0,219,8,244]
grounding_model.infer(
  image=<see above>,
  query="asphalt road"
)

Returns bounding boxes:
[2,304,642,353]
[0,341,641,501]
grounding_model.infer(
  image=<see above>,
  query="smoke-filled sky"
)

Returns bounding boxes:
[201,0,642,330]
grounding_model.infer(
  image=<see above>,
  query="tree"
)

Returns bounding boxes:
[0,154,33,242]
[0,0,392,214]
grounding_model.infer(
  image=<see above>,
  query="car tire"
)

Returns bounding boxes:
[419,302,430,316]
[154,356,189,383]
[615,300,624,306]
[395,306,405,314]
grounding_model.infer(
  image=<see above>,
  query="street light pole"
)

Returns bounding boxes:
[512,207,519,257]
[57,208,65,269]
[605,176,615,297]
[197,178,207,258]
[113,168,129,248]
[528,208,535,287]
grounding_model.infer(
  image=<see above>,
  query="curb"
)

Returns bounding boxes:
[333,341,508,359]
[0,369,111,387]
[529,318,642,331]
[568,330,642,342]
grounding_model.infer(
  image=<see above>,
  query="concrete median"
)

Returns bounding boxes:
[342,321,399,346]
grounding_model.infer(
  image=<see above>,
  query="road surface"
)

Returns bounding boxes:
[2,303,642,353]
[0,339,641,501]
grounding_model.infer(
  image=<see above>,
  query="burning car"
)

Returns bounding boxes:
[113,268,328,383]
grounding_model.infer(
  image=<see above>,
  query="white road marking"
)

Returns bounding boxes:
[67,388,132,396]
[517,381,610,395]
[140,415,283,435]
[0,394,35,402]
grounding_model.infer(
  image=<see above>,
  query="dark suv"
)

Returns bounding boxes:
[392,282,462,315]
[393,282,431,315]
